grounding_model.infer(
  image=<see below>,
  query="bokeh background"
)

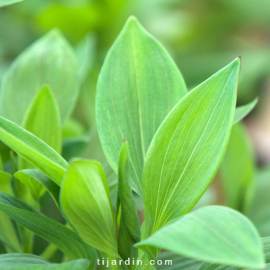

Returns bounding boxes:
[1,0,270,258]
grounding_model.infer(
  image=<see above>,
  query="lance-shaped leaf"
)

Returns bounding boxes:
[15,169,60,208]
[143,58,240,232]
[96,16,187,196]
[61,160,118,257]
[0,172,21,252]
[0,0,24,7]
[18,85,62,198]
[116,140,141,261]
[220,122,255,213]
[0,29,79,125]
[136,206,265,269]
[233,98,258,124]
[0,192,96,263]
[0,116,68,185]
[0,254,90,270]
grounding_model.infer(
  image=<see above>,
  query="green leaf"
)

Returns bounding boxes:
[0,192,96,263]
[233,98,258,124]
[157,252,201,270]
[18,85,62,198]
[61,160,118,257]
[62,136,89,161]
[0,172,21,252]
[0,116,68,185]
[15,169,60,208]
[75,33,96,84]
[0,254,90,270]
[135,206,265,269]
[117,140,141,261]
[220,122,255,213]
[0,29,79,125]
[96,16,187,196]
[143,58,240,232]
[0,0,24,7]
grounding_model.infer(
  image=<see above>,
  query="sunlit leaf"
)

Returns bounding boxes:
[0,29,79,125]
[0,116,68,185]
[143,58,240,232]
[136,206,265,269]
[61,160,118,257]
[96,16,187,196]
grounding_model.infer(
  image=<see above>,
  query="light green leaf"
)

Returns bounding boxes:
[0,116,68,185]
[0,172,21,252]
[157,252,201,270]
[96,16,187,196]
[0,0,24,7]
[0,254,90,270]
[61,160,118,257]
[75,33,96,84]
[220,122,255,213]
[0,192,96,263]
[135,206,265,269]
[117,140,141,261]
[233,98,258,124]
[143,58,240,232]
[0,29,79,125]
[62,136,89,161]
[18,85,62,198]
[15,169,60,208]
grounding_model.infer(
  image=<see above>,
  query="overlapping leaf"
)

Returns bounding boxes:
[143,58,240,231]
[0,192,96,263]
[220,122,255,213]
[0,116,68,185]
[136,206,265,269]
[96,16,187,196]
[233,98,258,124]
[0,0,24,7]
[0,29,78,125]
[61,160,118,257]
[0,254,90,270]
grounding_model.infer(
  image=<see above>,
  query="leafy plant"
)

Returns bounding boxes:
[0,16,265,270]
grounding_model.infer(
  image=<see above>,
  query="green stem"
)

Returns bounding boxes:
[40,243,58,260]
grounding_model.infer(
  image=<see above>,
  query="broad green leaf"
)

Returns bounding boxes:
[15,169,60,208]
[96,16,187,196]
[0,0,24,7]
[117,141,141,262]
[143,58,240,232]
[157,252,201,270]
[0,192,96,263]
[0,254,90,270]
[62,136,89,161]
[220,122,255,213]
[0,29,79,125]
[18,85,62,198]
[0,116,68,185]
[197,236,270,270]
[75,33,96,84]
[61,160,118,257]
[0,172,21,252]
[136,206,265,269]
[233,98,258,124]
